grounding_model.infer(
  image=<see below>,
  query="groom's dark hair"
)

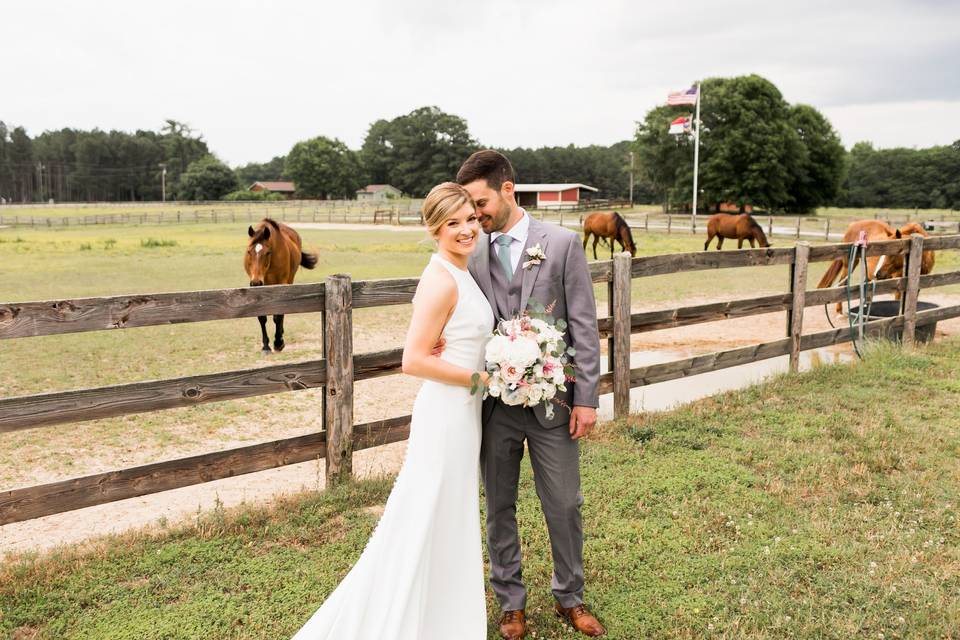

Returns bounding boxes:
[456,150,515,191]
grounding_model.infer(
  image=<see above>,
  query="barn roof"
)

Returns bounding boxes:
[514,183,598,193]
[250,181,296,192]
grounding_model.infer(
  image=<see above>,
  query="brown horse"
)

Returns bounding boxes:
[816,219,935,313]
[244,218,318,352]
[703,213,770,250]
[582,211,636,259]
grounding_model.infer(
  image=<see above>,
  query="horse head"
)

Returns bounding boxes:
[245,219,279,286]
[614,212,637,256]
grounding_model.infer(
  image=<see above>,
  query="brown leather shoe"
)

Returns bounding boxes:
[554,603,607,637]
[498,609,527,640]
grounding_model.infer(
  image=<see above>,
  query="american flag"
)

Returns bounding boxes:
[667,85,698,106]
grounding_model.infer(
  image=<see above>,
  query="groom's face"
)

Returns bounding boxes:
[462,179,512,234]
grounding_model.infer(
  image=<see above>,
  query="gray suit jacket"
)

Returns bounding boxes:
[469,216,600,428]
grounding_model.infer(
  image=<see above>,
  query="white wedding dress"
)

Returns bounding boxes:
[292,253,494,640]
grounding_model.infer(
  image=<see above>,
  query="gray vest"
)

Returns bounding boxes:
[488,239,524,320]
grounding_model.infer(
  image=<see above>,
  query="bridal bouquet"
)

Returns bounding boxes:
[471,302,576,419]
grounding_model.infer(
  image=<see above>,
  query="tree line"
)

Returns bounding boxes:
[3,81,958,209]
[0,120,210,203]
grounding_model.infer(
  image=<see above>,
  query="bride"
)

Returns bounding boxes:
[292,182,494,639]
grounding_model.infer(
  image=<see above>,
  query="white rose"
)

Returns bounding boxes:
[485,335,512,365]
[505,336,541,369]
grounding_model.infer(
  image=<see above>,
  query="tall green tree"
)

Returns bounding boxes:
[360,119,394,186]
[160,119,209,186]
[9,126,34,202]
[786,104,846,212]
[176,155,238,200]
[633,105,694,210]
[697,75,804,212]
[360,106,478,196]
[284,136,363,199]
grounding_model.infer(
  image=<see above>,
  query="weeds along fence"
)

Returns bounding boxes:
[2,235,960,526]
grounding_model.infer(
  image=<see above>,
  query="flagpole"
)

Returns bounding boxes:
[692,82,701,216]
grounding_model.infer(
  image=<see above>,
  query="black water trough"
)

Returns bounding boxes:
[848,300,939,343]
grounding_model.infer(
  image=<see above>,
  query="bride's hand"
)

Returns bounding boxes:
[431,338,446,356]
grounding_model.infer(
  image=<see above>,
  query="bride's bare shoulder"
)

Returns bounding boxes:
[413,261,457,308]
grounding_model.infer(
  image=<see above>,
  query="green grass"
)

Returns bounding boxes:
[2,338,958,638]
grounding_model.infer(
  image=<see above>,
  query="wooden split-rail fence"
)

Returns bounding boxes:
[2,235,960,526]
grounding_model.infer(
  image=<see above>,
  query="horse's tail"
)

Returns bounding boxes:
[817,258,844,289]
[300,250,318,270]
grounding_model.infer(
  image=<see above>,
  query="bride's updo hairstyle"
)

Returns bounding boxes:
[422,182,474,237]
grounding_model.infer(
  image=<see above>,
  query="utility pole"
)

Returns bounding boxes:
[628,151,635,206]
[159,163,167,202]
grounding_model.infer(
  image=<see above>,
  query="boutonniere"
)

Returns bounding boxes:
[522,244,546,270]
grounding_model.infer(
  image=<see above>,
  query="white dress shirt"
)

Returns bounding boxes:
[489,209,530,274]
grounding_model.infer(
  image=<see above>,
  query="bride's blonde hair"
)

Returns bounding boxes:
[422,182,474,237]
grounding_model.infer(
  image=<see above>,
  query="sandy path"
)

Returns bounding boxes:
[3,292,959,558]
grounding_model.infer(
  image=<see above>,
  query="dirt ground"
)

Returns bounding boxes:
[3,291,959,558]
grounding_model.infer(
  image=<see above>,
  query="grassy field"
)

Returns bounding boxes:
[1,338,958,639]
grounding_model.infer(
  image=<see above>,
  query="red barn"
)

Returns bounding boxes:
[514,183,598,209]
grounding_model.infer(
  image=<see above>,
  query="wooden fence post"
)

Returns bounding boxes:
[768,216,773,237]
[612,252,632,418]
[691,214,697,234]
[667,214,672,234]
[788,242,810,373]
[324,274,354,486]
[795,216,801,238]
[902,235,924,347]
[644,214,649,233]
[825,218,831,241]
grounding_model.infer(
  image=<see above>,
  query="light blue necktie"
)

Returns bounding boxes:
[495,235,514,281]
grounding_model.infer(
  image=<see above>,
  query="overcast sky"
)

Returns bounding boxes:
[4,0,959,166]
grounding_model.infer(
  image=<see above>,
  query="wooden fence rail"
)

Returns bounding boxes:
[3,235,960,525]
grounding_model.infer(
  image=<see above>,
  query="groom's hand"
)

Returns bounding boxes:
[431,338,446,356]
[569,406,597,440]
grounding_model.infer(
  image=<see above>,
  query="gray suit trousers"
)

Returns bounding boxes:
[481,401,584,611]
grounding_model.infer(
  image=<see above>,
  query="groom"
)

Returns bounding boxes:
[457,150,606,639]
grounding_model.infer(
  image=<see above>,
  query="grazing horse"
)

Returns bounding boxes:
[703,213,770,250]
[244,218,318,352]
[582,211,636,259]
[816,219,935,313]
